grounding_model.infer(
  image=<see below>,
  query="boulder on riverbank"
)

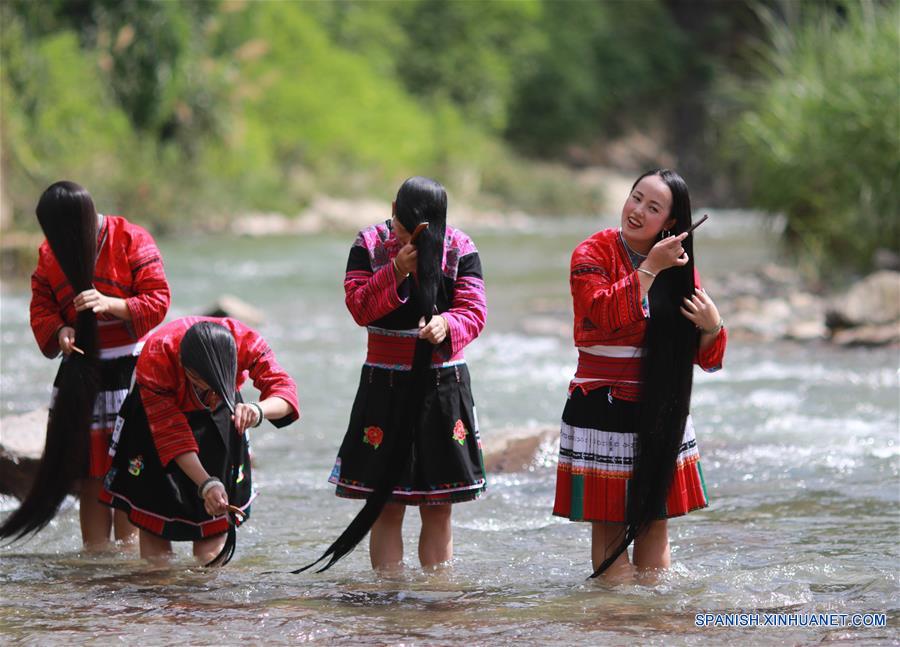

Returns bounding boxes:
[204,294,265,327]
[0,408,47,500]
[704,267,899,347]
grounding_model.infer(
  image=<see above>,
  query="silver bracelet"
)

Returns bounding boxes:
[701,318,725,335]
[250,402,264,428]
[198,476,223,499]
[636,267,657,279]
[392,257,410,278]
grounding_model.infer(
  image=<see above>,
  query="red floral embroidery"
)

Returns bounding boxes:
[452,420,467,445]
[363,426,384,449]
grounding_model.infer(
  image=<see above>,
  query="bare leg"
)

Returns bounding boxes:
[139,529,174,563]
[370,503,405,571]
[193,534,227,565]
[591,521,636,583]
[78,478,112,551]
[633,519,670,581]
[418,504,452,569]
[113,510,138,546]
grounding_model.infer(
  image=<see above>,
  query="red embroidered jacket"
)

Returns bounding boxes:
[570,228,727,400]
[30,215,170,357]
[136,317,300,466]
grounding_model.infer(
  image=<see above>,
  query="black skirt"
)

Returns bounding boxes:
[101,385,253,541]
[329,363,486,505]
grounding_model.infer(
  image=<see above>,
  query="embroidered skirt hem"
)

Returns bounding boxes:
[552,387,709,523]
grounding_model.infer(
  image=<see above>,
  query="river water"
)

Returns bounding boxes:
[1,213,897,645]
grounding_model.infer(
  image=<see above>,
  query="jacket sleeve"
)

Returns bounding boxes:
[29,249,66,358]
[137,348,198,467]
[238,326,300,428]
[693,270,727,371]
[344,237,408,326]
[441,251,487,357]
[124,227,170,338]
[570,242,648,334]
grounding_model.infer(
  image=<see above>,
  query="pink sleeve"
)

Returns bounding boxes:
[344,239,408,326]
[442,253,487,356]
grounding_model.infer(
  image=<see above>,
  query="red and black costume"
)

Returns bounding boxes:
[30,215,170,478]
[101,317,300,540]
[328,221,488,505]
[553,228,727,522]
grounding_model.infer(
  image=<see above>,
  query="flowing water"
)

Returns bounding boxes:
[1,213,897,645]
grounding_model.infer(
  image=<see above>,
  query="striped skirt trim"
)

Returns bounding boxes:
[552,387,709,523]
[100,487,256,539]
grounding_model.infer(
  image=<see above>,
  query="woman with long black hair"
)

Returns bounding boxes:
[304,176,487,574]
[553,169,727,582]
[0,181,170,549]
[100,317,300,565]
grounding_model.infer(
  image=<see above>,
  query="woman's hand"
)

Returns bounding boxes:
[232,402,261,435]
[418,315,449,344]
[644,232,689,274]
[680,288,721,334]
[57,326,77,355]
[393,243,418,279]
[73,289,131,320]
[202,482,228,517]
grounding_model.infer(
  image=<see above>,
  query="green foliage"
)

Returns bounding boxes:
[505,0,689,155]
[721,1,900,274]
[0,13,134,221]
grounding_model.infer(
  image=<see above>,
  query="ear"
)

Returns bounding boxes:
[391,200,396,216]
[664,217,677,231]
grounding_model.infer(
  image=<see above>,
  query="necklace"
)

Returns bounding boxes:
[619,229,649,269]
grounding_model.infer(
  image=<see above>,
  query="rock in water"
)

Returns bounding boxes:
[0,408,48,500]
[482,427,558,473]
[204,295,265,327]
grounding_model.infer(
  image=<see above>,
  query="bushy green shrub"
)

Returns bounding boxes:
[721,1,900,275]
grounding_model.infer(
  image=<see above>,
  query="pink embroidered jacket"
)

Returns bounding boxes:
[344,221,487,368]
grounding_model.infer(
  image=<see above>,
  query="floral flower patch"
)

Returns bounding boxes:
[452,420,468,446]
[363,425,384,449]
[128,455,144,476]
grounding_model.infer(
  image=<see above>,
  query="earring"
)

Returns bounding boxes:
[662,229,671,239]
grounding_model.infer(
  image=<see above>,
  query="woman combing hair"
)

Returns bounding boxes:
[101,317,299,566]
[301,176,487,574]
[0,181,170,549]
[553,169,727,582]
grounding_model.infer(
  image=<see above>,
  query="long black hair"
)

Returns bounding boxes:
[0,181,100,542]
[180,321,241,567]
[591,169,698,577]
[180,321,239,415]
[294,177,449,573]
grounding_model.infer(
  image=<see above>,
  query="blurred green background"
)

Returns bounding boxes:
[1,0,897,275]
